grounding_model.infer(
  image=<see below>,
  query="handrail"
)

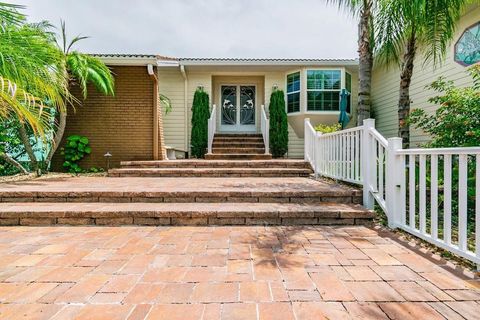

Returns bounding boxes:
[207,104,216,154]
[260,105,269,154]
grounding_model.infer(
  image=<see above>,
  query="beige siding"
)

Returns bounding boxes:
[372,6,479,145]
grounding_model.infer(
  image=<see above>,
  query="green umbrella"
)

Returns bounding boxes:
[338,88,351,129]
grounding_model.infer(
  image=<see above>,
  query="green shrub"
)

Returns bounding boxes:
[190,89,210,158]
[61,135,91,173]
[269,90,289,158]
[315,123,341,134]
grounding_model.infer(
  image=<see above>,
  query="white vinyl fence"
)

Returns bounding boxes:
[305,118,480,265]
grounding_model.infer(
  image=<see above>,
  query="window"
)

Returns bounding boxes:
[455,22,480,66]
[286,72,301,113]
[306,70,341,111]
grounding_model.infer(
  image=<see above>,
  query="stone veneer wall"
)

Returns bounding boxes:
[52,66,158,170]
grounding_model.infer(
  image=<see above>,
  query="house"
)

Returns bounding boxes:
[371,4,480,146]
[54,56,358,168]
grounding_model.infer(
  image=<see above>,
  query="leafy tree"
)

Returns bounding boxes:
[327,0,376,125]
[190,89,210,158]
[375,0,472,147]
[269,90,288,158]
[409,65,480,148]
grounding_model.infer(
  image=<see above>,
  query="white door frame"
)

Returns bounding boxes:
[218,84,257,133]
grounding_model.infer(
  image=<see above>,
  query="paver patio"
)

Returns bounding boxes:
[0,225,478,319]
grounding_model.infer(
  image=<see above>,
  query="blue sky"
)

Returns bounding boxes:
[10,0,358,59]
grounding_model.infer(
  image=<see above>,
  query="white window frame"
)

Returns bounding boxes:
[285,70,302,114]
[305,68,343,113]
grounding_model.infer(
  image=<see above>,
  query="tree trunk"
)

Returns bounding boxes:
[18,123,39,174]
[398,32,417,149]
[357,0,373,126]
[45,111,67,169]
[0,152,28,175]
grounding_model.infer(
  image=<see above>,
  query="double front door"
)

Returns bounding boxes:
[220,85,256,132]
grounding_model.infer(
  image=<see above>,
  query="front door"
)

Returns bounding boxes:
[219,85,256,132]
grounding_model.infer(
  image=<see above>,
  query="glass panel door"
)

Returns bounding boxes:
[221,85,237,126]
[240,86,255,125]
[219,84,256,132]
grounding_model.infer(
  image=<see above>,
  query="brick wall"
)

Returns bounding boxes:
[52,66,155,170]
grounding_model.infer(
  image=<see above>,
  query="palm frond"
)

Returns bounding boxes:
[160,93,172,114]
[0,2,25,26]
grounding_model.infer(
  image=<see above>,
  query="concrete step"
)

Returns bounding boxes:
[0,202,373,226]
[109,167,312,177]
[213,137,264,143]
[212,142,265,148]
[120,160,312,169]
[211,147,266,154]
[205,153,273,160]
[214,134,262,138]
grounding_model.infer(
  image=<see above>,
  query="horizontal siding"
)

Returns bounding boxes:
[372,6,479,146]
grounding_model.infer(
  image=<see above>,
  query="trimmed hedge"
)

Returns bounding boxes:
[190,89,210,158]
[269,90,289,158]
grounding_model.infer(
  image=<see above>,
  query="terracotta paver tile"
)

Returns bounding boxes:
[166,254,192,267]
[370,265,423,281]
[428,302,465,320]
[191,282,238,303]
[361,248,401,265]
[310,270,354,301]
[89,292,127,304]
[202,304,222,320]
[258,302,295,320]
[288,290,321,301]
[293,301,350,320]
[0,282,24,302]
[37,282,74,304]
[420,271,469,290]
[227,259,251,273]
[240,281,272,302]
[393,253,438,272]
[142,267,187,282]
[71,304,134,320]
[156,283,195,303]
[344,266,381,281]
[253,260,282,281]
[339,248,369,260]
[343,302,389,319]
[37,266,93,282]
[444,289,480,301]
[310,253,339,266]
[55,274,110,303]
[389,281,438,301]
[222,303,257,320]
[379,302,444,320]
[6,282,58,303]
[6,304,62,320]
[191,253,226,267]
[345,281,404,302]
[126,304,152,320]
[270,281,289,302]
[92,259,127,274]
[9,254,46,267]
[444,301,480,319]
[33,244,72,255]
[123,283,163,304]
[100,274,140,293]
[183,267,226,282]
[146,304,205,320]
[5,266,55,282]
[118,254,155,274]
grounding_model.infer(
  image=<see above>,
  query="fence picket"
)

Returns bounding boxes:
[458,154,468,251]
[409,155,416,229]
[419,155,427,234]
[431,155,438,240]
[476,155,480,260]
[444,154,452,245]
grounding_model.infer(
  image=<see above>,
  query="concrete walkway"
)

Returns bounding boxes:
[0,225,478,319]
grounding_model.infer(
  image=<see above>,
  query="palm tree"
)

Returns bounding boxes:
[0,3,69,173]
[44,21,115,168]
[375,0,472,147]
[327,0,376,125]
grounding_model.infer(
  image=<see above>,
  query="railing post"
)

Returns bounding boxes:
[386,137,403,228]
[304,118,310,162]
[362,119,375,209]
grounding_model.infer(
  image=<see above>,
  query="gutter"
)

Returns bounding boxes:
[147,64,160,160]
[180,64,189,153]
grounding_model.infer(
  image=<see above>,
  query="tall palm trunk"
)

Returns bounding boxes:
[45,111,66,168]
[398,31,417,148]
[357,0,373,126]
[18,123,40,174]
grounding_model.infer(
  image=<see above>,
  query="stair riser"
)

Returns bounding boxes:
[120,163,311,169]
[0,216,371,226]
[213,139,264,143]
[214,134,262,138]
[212,148,266,154]
[0,195,362,204]
[212,143,265,148]
[205,154,272,160]
[109,172,311,178]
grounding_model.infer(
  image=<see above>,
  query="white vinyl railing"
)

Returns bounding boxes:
[305,118,480,265]
[260,105,269,154]
[207,104,216,154]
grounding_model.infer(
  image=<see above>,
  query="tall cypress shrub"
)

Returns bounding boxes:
[269,89,288,158]
[190,89,210,158]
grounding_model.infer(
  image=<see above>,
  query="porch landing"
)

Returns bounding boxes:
[0,177,371,226]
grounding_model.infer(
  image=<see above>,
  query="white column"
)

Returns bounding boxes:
[362,119,375,209]
[386,137,403,228]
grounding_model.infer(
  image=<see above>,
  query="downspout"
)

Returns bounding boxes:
[148,64,160,160]
[180,65,189,154]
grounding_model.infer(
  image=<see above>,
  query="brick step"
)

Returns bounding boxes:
[212,142,265,148]
[214,134,262,138]
[0,202,373,226]
[120,160,311,169]
[205,153,272,160]
[211,147,266,154]
[108,168,311,177]
[213,138,265,143]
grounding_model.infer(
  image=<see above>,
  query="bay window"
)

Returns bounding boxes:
[306,70,341,111]
[286,72,300,113]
